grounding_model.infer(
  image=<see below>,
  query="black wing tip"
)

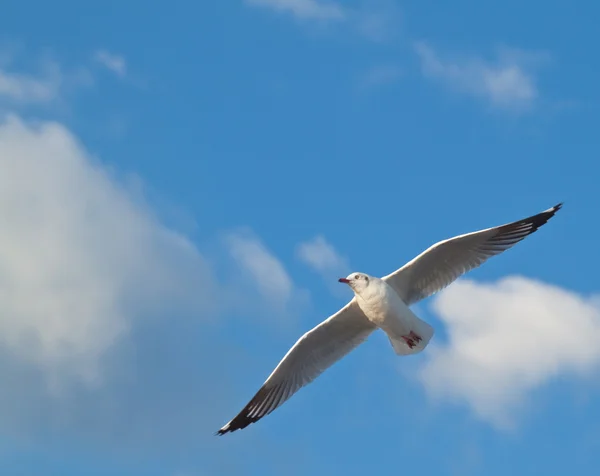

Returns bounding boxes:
[549,202,563,213]
[215,413,261,436]
[215,386,274,436]
[215,427,231,436]
[532,201,563,228]
[494,201,562,242]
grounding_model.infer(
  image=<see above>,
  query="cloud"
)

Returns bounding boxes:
[245,0,402,43]
[94,50,127,78]
[0,114,217,390]
[0,61,62,104]
[0,114,308,458]
[297,235,349,276]
[420,276,600,428]
[245,0,345,21]
[297,236,351,297]
[414,42,544,112]
[226,231,294,309]
[0,49,94,108]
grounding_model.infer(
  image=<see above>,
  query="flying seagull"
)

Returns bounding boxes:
[216,203,562,435]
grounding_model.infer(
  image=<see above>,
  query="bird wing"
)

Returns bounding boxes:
[216,299,376,435]
[382,203,562,306]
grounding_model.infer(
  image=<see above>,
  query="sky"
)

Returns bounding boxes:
[0,0,599,475]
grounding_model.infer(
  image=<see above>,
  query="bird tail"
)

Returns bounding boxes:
[388,319,434,356]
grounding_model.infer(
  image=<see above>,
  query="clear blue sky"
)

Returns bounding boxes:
[0,1,599,475]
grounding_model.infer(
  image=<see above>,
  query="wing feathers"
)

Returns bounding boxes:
[217,203,562,435]
[383,203,562,305]
[216,300,375,435]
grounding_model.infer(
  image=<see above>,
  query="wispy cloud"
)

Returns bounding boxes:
[0,49,94,108]
[297,236,351,296]
[223,230,310,329]
[421,276,600,429]
[245,0,345,21]
[227,231,295,309]
[245,0,400,42]
[94,49,127,78]
[297,235,349,276]
[0,60,62,104]
[414,42,545,112]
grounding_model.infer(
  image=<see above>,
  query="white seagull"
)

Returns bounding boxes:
[217,203,562,435]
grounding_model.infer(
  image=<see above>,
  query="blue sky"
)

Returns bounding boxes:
[0,0,599,475]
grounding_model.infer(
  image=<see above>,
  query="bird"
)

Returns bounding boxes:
[216,203,563,435]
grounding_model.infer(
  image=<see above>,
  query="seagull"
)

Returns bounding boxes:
[216,203,562,435]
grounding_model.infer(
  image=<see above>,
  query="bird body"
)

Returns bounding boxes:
[216,203,563,435]
[352,275,434,355]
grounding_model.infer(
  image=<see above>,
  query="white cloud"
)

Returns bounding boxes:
[414,42,542,112]
[0,50,94,107]
[245,0,402,43]
[0,113,307,452]
[245,0,345,21]
[94,50,127,78]
[297,235,349,277]
[0,114,217,390]
[297,236,351,298]
[223,231,310,330]
[0,61,62,103]
[420,276,600,428]
[226,231,294,309]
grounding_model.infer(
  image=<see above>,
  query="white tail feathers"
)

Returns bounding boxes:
[388,320,435,356]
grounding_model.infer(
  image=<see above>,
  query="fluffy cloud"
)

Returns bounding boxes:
[0,113,303,391]
[0,114,218,389]
[421,276,600,428]
[0,113,305,453]
[94,50,127,78]
[414,42,543,112]
[245,0,345,21]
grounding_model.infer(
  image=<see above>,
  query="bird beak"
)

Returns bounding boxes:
[338,278,350,284]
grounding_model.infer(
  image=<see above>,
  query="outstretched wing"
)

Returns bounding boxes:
[383,203,562,306]
[216,299,376,435]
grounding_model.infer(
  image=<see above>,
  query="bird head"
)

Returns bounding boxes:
[338,272,371,294]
